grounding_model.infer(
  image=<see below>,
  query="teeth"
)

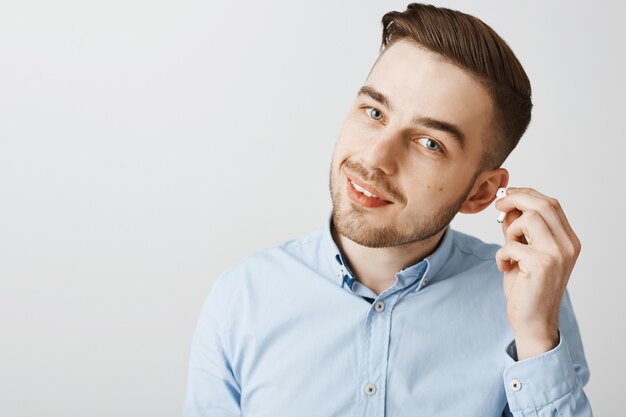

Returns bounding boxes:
[351,180,378,198]
[351,180,365,192]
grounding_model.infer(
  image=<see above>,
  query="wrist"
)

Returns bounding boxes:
[514,330,560,360]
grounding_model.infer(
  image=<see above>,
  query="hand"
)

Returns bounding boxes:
[494,187,582,360]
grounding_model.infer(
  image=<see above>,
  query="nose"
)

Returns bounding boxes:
[359,129,404,176]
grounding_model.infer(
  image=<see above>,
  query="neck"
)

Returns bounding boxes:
[331,223,447,295]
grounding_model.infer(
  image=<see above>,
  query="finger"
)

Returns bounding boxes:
[503,187,581,258]
[495,240,543,275]
[496,189,572,249]
[500,208,523,242]
[505,188,577,243]
[505,209,560,253]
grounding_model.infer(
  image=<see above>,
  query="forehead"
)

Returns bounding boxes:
[366,40,493,148]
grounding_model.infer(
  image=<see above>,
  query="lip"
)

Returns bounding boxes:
[345,173,393,203]
[345,174,393,208]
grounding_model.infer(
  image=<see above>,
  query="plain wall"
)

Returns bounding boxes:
[1,1,624,415]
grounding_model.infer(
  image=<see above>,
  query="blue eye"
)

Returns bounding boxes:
[365,106,383,121]
[417,137,442,152]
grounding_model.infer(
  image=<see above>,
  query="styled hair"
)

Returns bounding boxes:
[378,3,532,169]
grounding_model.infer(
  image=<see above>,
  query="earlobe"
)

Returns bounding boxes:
[458,168,509,214]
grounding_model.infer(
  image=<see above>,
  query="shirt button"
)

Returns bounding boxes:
[374,301,385,312]
[422,277,429,286]
[364,383,377,396]
[509,379,522,391]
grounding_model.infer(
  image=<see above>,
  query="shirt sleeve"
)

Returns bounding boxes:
[501,288,593,416]
[183,274,242,417]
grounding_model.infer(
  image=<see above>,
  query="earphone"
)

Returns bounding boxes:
[496,187,507,223]
[496,187,530,243]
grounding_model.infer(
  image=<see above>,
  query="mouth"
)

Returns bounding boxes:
[345,174,393,208]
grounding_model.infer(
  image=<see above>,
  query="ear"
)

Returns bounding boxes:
[458,168,509,214]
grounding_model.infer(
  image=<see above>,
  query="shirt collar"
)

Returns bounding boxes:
[321,209,455,293]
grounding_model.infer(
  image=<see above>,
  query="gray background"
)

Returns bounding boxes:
[1,0,624,415]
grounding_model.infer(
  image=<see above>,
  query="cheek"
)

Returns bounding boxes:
[337,115,371,146]
[409,176,454,206]
[415,169,447,191]
[420,167,475,203]
[332,127,366,166]
[406,178,446,204]
[424,177,458,194]
[330,140,355,181]
[331,142,348,170]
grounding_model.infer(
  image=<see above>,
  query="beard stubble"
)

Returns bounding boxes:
[329,161,478,248]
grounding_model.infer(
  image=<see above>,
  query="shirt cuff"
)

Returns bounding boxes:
[502,331,578,412]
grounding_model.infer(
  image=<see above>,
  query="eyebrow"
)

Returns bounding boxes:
[357,85,466,148]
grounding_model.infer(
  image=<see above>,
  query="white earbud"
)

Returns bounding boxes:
[496,188,507,223]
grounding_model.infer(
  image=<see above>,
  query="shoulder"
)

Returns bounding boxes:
[449,228,501,262]
[437,229,505,297]
[210,228,325,294]
[439,229,502,279]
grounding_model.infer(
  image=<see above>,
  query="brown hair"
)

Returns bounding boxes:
[378,3,532,170]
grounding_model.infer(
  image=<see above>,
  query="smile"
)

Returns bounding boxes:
[350,180,379,198]
[345,175,393,208]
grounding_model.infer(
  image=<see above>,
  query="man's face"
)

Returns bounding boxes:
[329,39,494,248]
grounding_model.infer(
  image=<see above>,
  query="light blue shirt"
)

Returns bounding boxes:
[183,212,592,416]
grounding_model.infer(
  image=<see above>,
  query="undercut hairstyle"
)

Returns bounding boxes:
[377,2,533,170]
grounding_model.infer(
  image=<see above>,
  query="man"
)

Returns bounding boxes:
[183,3,592,416]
